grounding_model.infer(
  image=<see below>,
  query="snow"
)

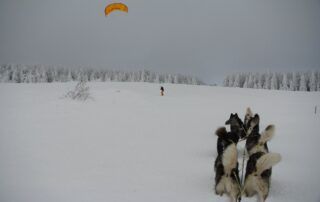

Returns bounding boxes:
[0,82,320,202]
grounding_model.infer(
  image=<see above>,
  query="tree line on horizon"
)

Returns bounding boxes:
[0,64,204,85]
[223,71,320,92]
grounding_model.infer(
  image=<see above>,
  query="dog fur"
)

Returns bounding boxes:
[245,119,275,156]
[244,107,253,126]
[214,142,241,202]
[247,125,275,155]
[225,113,247,139]
[242,108,281,202]
[216,126,240,156]
[243,152,281,202]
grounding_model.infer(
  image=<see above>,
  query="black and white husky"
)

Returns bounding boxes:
[241,108,281,202]
[243,152,281,202]
[243,108,274,156]
[214,127,241,202]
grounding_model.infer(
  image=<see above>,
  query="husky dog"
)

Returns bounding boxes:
[243,152,281,202]
[216,126,240,156]
[215,127,241,202]
[242,108,281,201]
[225,113,246,139]
[245,114,275,156]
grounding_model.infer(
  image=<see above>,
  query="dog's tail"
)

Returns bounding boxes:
[259,125,275,144]
[215,127,227,137]
[246,107,253,118]
[244,107,253,125]
[256,153,281,175]
[222,143,238,174]
[245,107,253,118]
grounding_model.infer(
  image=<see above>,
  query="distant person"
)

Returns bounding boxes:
[160,86,164,96]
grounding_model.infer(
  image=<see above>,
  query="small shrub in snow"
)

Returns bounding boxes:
[65,81,92,101]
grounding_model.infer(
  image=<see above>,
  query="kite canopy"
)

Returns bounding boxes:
[105,3,128,16]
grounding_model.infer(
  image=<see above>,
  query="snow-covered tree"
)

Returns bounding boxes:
[270,73,278,90]
[309,71,317,91]
[263,73,271,89]
[253,73,259,89]
[242,75,249,88]
[0,64,203,85]
[299,73,307,91]
[155,74,160,83]
[233,74,241,87]
[247,74,254,88]
[281,73,289,90]
[257,74,264,89]
[12,66,22,83]
[223,71,319,92]
[174,75,179,84]
[291,72,299,91]
[223,75,230,87]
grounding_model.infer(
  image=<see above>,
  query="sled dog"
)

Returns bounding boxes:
[243,152,281,202]
[214,127,241,202]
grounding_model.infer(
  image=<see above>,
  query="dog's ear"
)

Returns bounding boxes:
[254,114,260,122]
[250,114,260,126]
[215,127,227,137]
[235,113,244,125]
[225,114,232,125]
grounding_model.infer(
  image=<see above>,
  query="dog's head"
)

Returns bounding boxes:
[225,113,243,127]
[246,114,260,135]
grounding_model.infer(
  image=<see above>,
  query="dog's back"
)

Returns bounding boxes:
[215,127,239,155]
[244,152,281,200]
[246,125,275,155]
[215,143,241,202]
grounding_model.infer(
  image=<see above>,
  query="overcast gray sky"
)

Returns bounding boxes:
[0,0,319,83]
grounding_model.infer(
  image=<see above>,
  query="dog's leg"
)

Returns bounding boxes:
[229,195,237,202]
[215,176,225,196]
[256,177,269,202]
[257,192,265,202]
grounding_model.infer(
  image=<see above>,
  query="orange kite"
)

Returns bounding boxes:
[105,3,128,16]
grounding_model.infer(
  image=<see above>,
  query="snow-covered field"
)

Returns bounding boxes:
[0,82,319,202]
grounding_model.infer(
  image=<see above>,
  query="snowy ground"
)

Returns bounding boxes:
[0,82,320,202]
